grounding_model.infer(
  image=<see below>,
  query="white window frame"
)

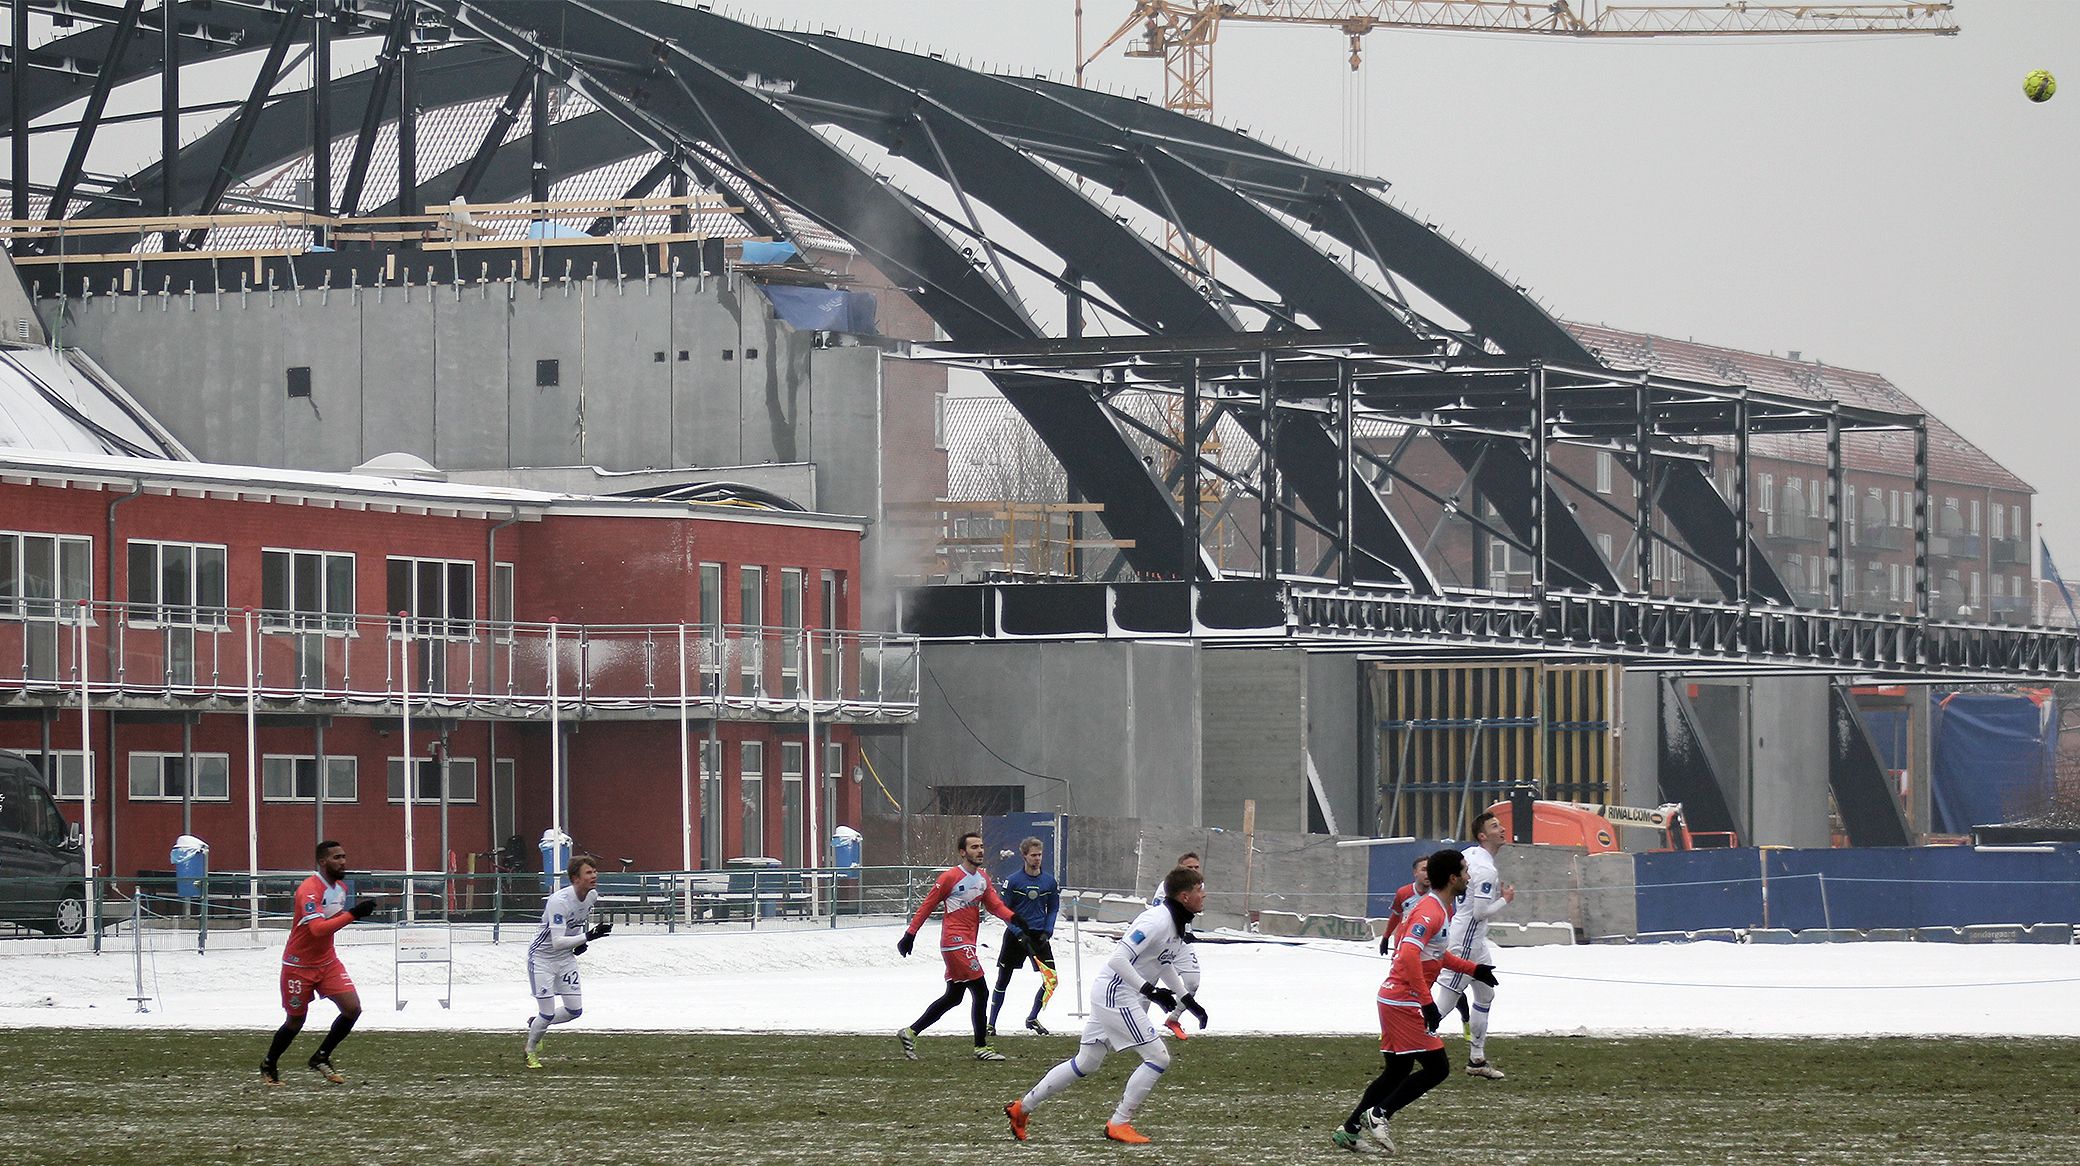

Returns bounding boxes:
[386,555,477,641]
[385,756,479,804]
[127,751,232,802]
[261,754,359,803]
[24,749,93,801]
[1595,451,1613,494]
[0,531,94,621]
[738,741,766,859]
[261,547,357,634]
[127,539,230,629]
[490,561,516,644]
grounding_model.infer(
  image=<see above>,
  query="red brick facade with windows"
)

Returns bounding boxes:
[0,452,899,881]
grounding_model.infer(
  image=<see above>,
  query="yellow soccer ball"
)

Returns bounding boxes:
[2024,69,2056,103]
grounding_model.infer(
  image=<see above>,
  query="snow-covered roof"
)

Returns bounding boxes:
[0,347,191,460]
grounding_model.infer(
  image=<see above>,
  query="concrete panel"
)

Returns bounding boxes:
[284,294,365,470]
[507,282,587,466]
[1201,649,1304,833]
[579,276,674,470]
[430,281,511,469]
[737,287,802,465]
[674,276,749,467]
[1749,676,1832,848]
[1619,668,1660,810]
[357,286,436,462]
[1129,644,1200,825]
[1578,851,1639,939]
[1306,653,1362,833]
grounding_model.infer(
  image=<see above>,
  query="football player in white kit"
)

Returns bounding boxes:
[524,853,613,1070]
[1432,811,1515,1079]
[1005,865,1210,1146]
[1146,852,1203,1041]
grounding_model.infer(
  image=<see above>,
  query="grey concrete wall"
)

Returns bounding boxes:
[1201,649,1305,833]
[1306,653,1363,833]
[41,272,880,514]
[1618,669,1661,811]
[908,641,1202,823]
[1749,675,1833,847]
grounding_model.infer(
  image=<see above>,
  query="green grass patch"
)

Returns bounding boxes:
[1,1029,2074,1164]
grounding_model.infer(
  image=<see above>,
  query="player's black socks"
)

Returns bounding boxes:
[1375,1049,1451,1120]
[314,1011,358,1059]
[912,979,969,1033]
[1345,1053,1413,1131]
[264,1017,306,1067]
[966,980,989,1045]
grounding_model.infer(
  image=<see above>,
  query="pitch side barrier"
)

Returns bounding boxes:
[1633,846,2080,934]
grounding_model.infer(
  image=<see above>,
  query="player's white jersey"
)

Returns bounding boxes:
[1452,844,1502,938]
[1147,879,1168,908]
[530,885,597,961]
[1094,903,1190,1009]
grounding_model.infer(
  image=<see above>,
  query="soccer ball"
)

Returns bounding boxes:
[2023,69,2056,103]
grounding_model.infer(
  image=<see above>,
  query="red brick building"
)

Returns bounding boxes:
[0,450,917,881]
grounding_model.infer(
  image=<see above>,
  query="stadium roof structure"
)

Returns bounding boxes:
[5,1,2076,681]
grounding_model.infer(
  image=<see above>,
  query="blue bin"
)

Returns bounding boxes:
[538,829,572,893]
[171,834,209,900]
[832,826,862,880]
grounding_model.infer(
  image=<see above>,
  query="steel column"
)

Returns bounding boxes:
[396,28,418,224]
[8,0,24,224]
[530,65,550,203]
[184,4,299,245]
[1530,361,1548,600]
[337,1,413,217]
[1337,357,1355,588]
[668,161,688,233]
[1914,420,1931,617]
[1634,378,1653,595]
[1734,389,1752,604]
[160,0,181,230]
[311,0,332,237]
[1184,355,1202,581]
[452,64,533,202]
[1826,405,1844,611]
[1258,350,1279,582]
[1067,268,1086,578]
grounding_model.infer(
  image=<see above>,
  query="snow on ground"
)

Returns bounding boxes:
[3,918,2077,1039]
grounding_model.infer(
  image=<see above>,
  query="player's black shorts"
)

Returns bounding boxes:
[998,931,1055,970]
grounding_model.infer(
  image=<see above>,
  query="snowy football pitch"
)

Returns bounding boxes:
[3,1028,2076,1165]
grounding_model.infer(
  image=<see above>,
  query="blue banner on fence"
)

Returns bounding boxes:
[1634,845,2080,932]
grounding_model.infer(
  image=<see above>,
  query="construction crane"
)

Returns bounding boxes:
[1079,2,1960,123]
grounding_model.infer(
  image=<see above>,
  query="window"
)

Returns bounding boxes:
[1992,504,2007,541]
[1,531,92,619]
[490,562,516,643]
[21,750,91,801]
[1809,481,1824,519]
[261,549,355,632]
[700,564,723,637]
[1596,533,1614,562]
[1889,490,1903,527]
[738,741,765,858]
[780,568,805,697]
[127,540,228,627]
[933,393,948,450]
[739,566,764,628]
[1971,572,1983,604]
[1595,451,1613,494]
[128,752,231,801]
[386,756,479,803]
[1970,500,1982,536]
[386,556,474,638]
[262,755,358,802]
[1756,473,1774,514]
[1889,562,1902,603]
[781,740,805,867]
[699,738,723,869]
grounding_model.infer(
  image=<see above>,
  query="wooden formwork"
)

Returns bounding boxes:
[1370,661,1619,839]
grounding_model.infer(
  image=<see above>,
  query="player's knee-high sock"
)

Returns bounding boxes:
[966,978,990,1045]
[1028,981,1048,1024]
[1344,1053,1414,1132]
[264,1015,306,1066]
[1110,1042,1171,1124]
[911,979,968,1033]
[1023,1042,1107,1110]
[989,964,1016,1028]
[1376,1049,1451,1119]
[314,1011,358,1059]
[1467,980,1494,1061]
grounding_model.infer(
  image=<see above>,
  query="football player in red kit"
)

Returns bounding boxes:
[896,832,1028,1061]
[261,840,383,1086]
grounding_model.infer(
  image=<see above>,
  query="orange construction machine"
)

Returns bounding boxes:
[1484,799,1732,853]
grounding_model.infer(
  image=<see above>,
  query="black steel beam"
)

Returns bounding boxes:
[335,0,414,217]
[184,2,299,246]
[452,61,533,202]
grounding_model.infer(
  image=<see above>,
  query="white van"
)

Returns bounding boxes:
[0,750,87,935]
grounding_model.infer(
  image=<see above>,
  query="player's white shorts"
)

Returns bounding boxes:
[1080,986,1164,1051]
[528,950,581,1000]
[1434,920,1494,995]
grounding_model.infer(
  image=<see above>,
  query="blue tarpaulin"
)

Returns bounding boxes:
[1931,691,2056,832]
[758,283,879,334]
[740,241,800,265]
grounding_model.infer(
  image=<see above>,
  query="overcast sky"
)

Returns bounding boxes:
[753,1,2078,563]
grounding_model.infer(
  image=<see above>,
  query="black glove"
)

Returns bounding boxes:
[572,941,588,957]
[1421,1002,1443,1032]
[1473,963,1499,987]
[1005,922,1028,944]
[1379,932,1393,956]
[1139,982,1179,1012]
[585,921,613,942]
[1179,992,1209,1030]
[896,931,916,958]
[347,899,379,920]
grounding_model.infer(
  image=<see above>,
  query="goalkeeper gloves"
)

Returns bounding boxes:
[896,931,916,958]
[1473,964,1499,987]
[347,899,379,920]
[1139,982,1179,1012]
[1421,1002,1443,1032]
[1179,992,1209,1030]
[585,921,613,942]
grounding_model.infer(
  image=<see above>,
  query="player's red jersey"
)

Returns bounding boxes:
[907,863,1016,950]
[281,872,356,968]
[1378,891,1477,1007]
[1383,881,1423,942]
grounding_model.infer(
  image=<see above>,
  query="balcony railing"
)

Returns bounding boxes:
[0,603,920,720]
